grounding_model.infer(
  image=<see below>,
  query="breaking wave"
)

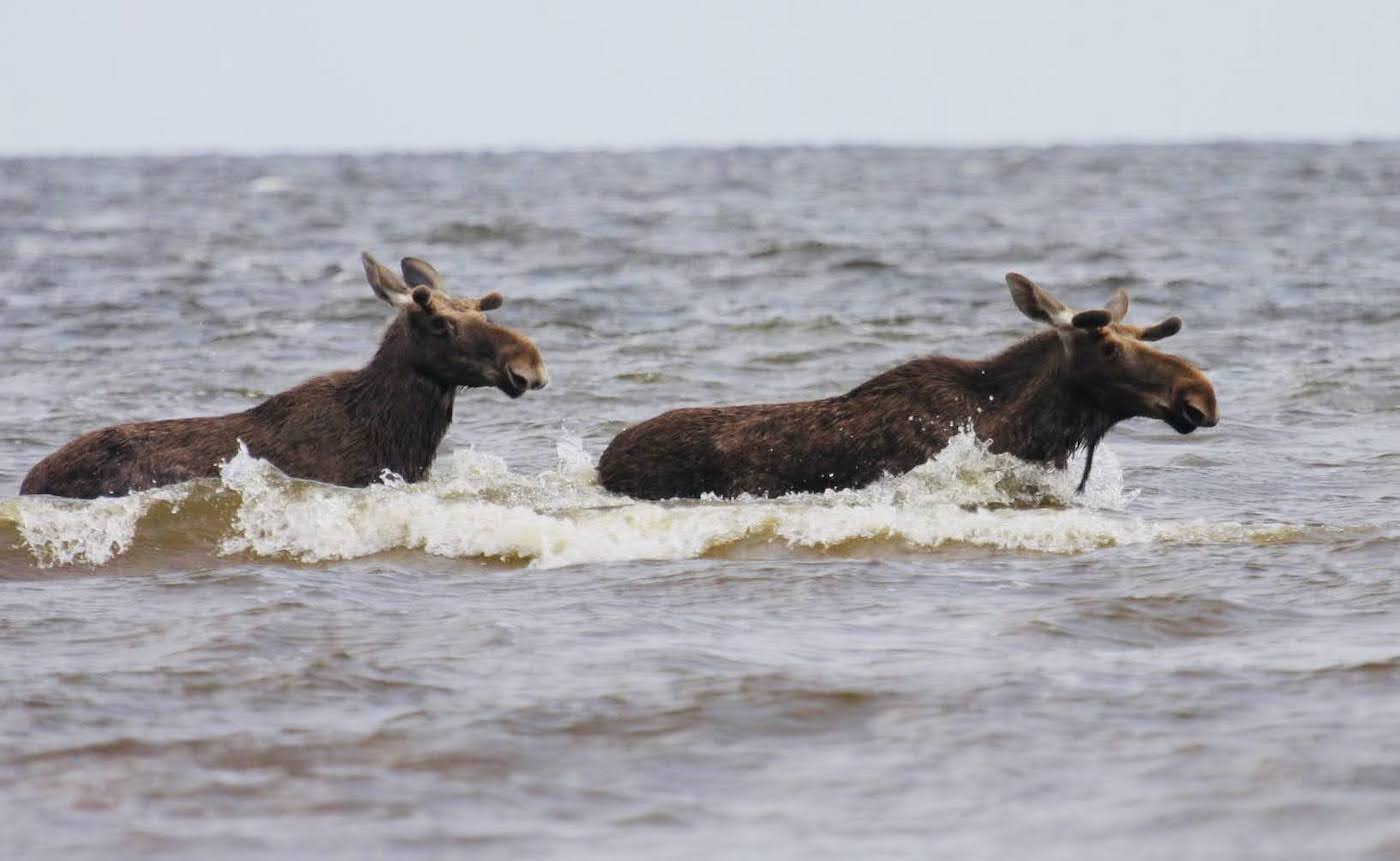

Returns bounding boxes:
[2,432,1310,570]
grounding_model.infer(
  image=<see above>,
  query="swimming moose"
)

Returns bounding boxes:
[21,254,548,498]
[598,273,1217,499]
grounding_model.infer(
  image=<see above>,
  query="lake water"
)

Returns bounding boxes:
[2,144,1399,858]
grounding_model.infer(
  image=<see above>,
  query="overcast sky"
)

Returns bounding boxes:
[2,0,1397,154]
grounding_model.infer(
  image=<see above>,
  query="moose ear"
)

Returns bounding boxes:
[401,257,442,290]
[477,292,504,312]
[1105,288,1129,322]
[363,252,414,308]
[1072,309,1113,330]
[1007,273,1072,327]
[1139,317,1182,341]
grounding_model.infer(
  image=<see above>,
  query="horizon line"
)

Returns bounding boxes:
[3,133,1397,161]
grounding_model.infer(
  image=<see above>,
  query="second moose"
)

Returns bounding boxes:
[599,273,1217,499]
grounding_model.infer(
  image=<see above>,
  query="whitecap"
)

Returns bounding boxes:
[3,431,1310,569]
[211,431,1294,569]
[10,484,192,567]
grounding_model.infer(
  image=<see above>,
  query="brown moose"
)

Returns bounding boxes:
[598,273,1217,499]
[20,254,548,498]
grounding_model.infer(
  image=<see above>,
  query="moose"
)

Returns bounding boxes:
[21,253,548,498]
[598,273,1217,499]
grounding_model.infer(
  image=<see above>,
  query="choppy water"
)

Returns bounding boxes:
[2,144,1399,859]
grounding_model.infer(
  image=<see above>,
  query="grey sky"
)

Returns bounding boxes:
[3,0,1397,154]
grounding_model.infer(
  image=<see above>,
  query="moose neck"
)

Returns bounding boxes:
[346,323,458,482]
[971,331,1118,468]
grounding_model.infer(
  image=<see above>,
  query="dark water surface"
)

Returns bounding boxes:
[2,145,1399,858]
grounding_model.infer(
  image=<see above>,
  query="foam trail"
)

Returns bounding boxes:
[9,485,192,567]
[214,432,1290,569]
[5,432,1307,569]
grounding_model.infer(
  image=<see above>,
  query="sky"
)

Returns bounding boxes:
[2,0,1398,154]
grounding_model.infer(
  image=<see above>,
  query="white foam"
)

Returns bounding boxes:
[247,175,292,194]
[6,431,1299,569]
[10,484,191,567]
[214,431,1275,569]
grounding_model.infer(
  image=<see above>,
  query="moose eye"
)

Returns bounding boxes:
[1100,341,1119,359]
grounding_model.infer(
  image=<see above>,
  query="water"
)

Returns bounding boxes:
[2,144,1399,858]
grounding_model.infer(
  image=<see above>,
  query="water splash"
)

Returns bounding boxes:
[4,432,1304,569]
[8,484,193,567]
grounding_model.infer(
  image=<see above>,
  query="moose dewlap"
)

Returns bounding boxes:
[598,273,1217,500]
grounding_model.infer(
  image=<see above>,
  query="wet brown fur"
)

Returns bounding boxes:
[598,274,1217,500]
[21,254,548,499]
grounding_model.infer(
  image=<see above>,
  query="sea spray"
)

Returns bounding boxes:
[5,432,1300,569]
[11,484,193,567]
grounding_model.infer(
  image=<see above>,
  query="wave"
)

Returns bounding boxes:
[1,432,1314,571]
[747,239,858,260]
[423,219,576,246]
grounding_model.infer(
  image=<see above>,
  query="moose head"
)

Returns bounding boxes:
[1007,272,1218,435]
[362,253,548,397]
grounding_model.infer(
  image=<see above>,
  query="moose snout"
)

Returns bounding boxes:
[493,331,548,398]
[498,352,549,398]
[507,362,549,392]
[1169,386,1218,434]
[1182,400,1215,428]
